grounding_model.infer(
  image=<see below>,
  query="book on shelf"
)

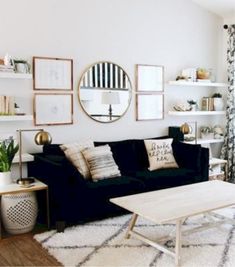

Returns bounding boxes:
[0,95,15,114]
[0,65,14,72]
[201,97,214,111]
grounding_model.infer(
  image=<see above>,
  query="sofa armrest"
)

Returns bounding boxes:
[28,154,87,225]
[172,142,201,171]
[28,153,86,187]
[200,147,209,181]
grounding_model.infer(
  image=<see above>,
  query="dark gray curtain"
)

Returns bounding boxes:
[221,25,235,182]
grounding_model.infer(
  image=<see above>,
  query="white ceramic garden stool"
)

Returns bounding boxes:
[1,192,38,234]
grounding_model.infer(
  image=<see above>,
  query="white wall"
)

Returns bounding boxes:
[0,0,223,150]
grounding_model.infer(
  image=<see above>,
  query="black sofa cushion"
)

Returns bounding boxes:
[94,140,137,176]
[136,168,198,191]
[85,175,145,200]
[172,142,202,172]
[43,144,64,156]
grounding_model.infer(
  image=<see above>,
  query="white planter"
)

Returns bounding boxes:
[1,192,38,234]
[213,98,224,111]
[0,172,12,186]
[190,104,197,111]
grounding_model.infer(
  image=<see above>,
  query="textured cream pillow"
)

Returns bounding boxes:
[60,140,94,179]
[82,145,121,181]
[144,139,179,171]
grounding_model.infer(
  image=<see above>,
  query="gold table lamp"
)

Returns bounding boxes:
[17,129,52,185]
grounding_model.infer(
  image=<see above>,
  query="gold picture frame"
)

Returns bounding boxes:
[33,56,73,91]
[34,93,73,126]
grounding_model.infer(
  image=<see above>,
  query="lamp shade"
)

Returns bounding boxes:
[102,91,120,105]
[34,131,52,145]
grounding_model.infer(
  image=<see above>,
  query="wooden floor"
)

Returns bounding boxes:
[0,226,61,266]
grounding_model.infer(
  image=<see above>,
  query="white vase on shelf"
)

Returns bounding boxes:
[213,98,224,111]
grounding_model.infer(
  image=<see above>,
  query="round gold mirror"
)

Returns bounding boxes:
[78,62,132,123]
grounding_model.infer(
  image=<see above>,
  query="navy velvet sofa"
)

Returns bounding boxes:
[28,137,209,227]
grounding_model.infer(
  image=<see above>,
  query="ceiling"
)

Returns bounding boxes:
[192,0,235,18]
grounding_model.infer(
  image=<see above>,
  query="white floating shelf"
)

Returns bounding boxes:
[209,171,224,177]
[13,153,34,164]
[168,111,225,116]
[0,72,32,79]
[168,81,228,87]
[184,138,224,145]
[210,158,227,165]
[0,115,33,121]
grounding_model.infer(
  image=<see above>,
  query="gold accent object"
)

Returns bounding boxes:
[180,123,191,134]
[35,131,52,145]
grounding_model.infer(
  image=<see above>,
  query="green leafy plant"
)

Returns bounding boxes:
[0,137,19,172]
[187,99,197,105]
[212,93,222,98]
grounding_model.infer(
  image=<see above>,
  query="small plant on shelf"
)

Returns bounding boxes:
[212,93,222,98]
[187,99,197,111]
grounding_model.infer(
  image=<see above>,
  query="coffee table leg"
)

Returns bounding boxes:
[125,213,138,239]
[175,219,182,266]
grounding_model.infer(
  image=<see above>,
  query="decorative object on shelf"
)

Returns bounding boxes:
[196,68,210,80]
[180,122,192,135]
[34,93,73,126]
[0,137,19,186]
[101,91,120,121]
[136,94,164,120]
[173,102,192,111]
[181,68,197,82]
[0,54,14,73]
[136,64,164,92]
[17,129,52,186]
[200,126,213,139]
[176,75,187,81]
[1,192,38,234]
[201,97,214,111]
[14,103,20,114]
[33,56,73,91]
[0,95,15,115]
[187,99,197,111]
[13,59,30,74]
[213,125,224,139]
[4,53,12,66]
[78,61,132,123]
[180,121,197,142]
[212,93,224,111]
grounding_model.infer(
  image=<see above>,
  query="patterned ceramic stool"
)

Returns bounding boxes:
[1,192,38,234]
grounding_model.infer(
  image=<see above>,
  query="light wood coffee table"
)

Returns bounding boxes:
[110,180,235,266]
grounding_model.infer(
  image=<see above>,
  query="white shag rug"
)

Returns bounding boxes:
[34,207,235,267]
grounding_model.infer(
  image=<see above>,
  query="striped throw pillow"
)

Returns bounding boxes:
[60,140,94,179]
[82,145,121,181]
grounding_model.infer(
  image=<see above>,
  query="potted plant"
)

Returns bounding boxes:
[0,137,19,186]
[187,99,197,111]
[200,126,214,139]
[212,93,224,111]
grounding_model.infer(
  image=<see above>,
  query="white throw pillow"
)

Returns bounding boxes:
[60,140,94,179]
[144,139,179,171]
[82,145,121,181]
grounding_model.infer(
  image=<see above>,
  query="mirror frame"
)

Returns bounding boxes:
[78,61,132,123]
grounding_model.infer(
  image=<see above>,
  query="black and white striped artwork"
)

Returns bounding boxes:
[80,62,129,90]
